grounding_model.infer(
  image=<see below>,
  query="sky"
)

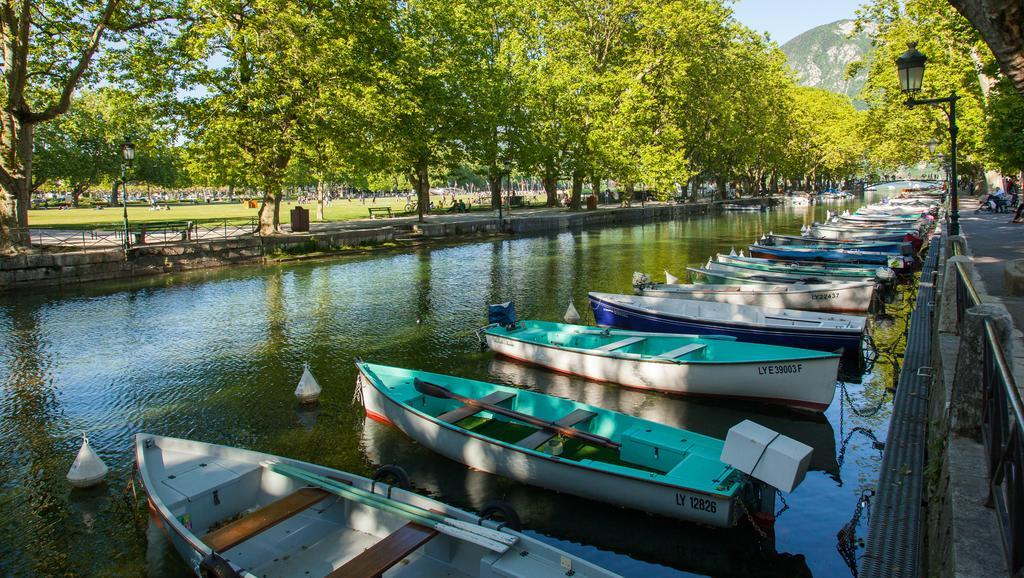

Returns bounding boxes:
[731,0,865,45]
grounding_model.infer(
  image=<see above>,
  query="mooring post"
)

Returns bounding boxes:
[951,303,1013,440]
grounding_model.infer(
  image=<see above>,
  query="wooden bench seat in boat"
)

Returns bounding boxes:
[595,336,645,352]
[515,408,598,449]
[203,487,330,552]
[658,343,706,360]
[327,522,438,578]
[437,391,517,423]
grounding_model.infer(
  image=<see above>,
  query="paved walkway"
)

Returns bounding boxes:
[956,197,1024,330]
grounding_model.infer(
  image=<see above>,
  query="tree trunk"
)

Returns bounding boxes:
[257,183,283,236]
[625,182,635,206]
[316,180,326,221]
[590,174,601,203]
[111,180,120,205]
[489,168,502,210]
[543,160,558,206]
[948,0,1024,97]
[570,171,584,210]
[414,161,430,223]
[716,176,727,201]
[72,185,85,207]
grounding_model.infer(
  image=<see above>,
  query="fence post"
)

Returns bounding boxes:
[952,303,1013,440]
[940,256,974,334]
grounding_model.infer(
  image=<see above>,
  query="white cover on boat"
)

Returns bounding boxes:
[720,420,812,493]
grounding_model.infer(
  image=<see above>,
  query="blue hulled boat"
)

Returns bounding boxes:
[589,292,866,352]
[748,244,912,268]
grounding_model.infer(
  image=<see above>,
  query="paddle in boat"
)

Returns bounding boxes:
[136,434,618,577]
[355,362,813,528]
[589,291,866,352]
[632,272,875,313]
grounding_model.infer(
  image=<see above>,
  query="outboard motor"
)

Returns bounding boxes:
[488,302,518,329]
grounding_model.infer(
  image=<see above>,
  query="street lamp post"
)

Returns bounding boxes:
[120,139,135,257]
[896,42,960,235]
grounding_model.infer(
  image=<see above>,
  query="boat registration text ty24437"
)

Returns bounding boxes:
[757,363,803,375]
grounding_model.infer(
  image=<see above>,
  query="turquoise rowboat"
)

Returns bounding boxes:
[355,362,794,528]
[480,320,839,411]
[713,255,886,279]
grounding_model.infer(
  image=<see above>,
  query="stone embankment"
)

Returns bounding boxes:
[924,232,1020,577]
[0,202,711,290]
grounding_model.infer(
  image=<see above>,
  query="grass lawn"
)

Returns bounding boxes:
[27,195,535,229]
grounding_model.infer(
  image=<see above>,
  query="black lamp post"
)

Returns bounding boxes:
[896,42,959,235]
[120,139,135,256]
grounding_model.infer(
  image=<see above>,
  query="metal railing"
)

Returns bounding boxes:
[18,218,259,253]
[951,244,1024,575]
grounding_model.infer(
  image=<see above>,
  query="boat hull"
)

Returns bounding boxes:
[589,295,862,352]
[637,282,873,313]
[357,372,740,527]
[484,332,838,411]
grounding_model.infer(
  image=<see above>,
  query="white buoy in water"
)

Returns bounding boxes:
[295,363,322,404]
[665,270,679,284]
[67,433,108,488]
[564,300,581,324]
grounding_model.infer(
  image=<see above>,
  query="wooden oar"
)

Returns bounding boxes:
[413,378,621,450]
[264,462,515,553]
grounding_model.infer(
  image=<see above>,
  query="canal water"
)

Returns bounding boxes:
[0,192,914,577]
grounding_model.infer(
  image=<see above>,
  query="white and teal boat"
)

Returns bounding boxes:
[137,434,618,578]
[713,255,887,280]
[355,362,804,528]
[633,272,875,313]
[480,319,839,411]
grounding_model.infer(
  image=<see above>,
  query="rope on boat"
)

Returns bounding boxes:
[837,381,889,418]
[836,489,875,577]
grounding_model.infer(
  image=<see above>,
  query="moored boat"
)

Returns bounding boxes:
[700,259,886,283]
[355,362,807,528]
[589,291,866,352]
[481,318,840,410]
[760,233,911,254]
[716,253,891,277]
[748,244,911,267]
[633,272,875,313]
[136,434,618,578]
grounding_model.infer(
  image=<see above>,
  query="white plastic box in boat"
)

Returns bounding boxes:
[720,420,812,493]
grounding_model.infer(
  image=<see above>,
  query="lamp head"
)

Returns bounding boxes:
[895,42,927,93]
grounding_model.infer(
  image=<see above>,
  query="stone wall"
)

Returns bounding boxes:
[0,203,712,291]
[0,226,396,291]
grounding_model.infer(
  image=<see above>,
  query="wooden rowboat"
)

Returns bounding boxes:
[589,291,866,352]
[136,434,618,577]
[633,273,875,313]
[355,362,790,527]
[481,319,840,411]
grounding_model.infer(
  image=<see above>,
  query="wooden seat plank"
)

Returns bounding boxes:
[658,343,706,359]
[516,408,597,449]
[437,391,516,423]
[595,336,645,351]
[328,522,438,578]
[203,487,330,552]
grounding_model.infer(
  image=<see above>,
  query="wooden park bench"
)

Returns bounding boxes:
[367,207,393,219]
[128,220,195,245]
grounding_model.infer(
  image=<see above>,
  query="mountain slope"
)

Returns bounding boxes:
[781,20,874,107]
